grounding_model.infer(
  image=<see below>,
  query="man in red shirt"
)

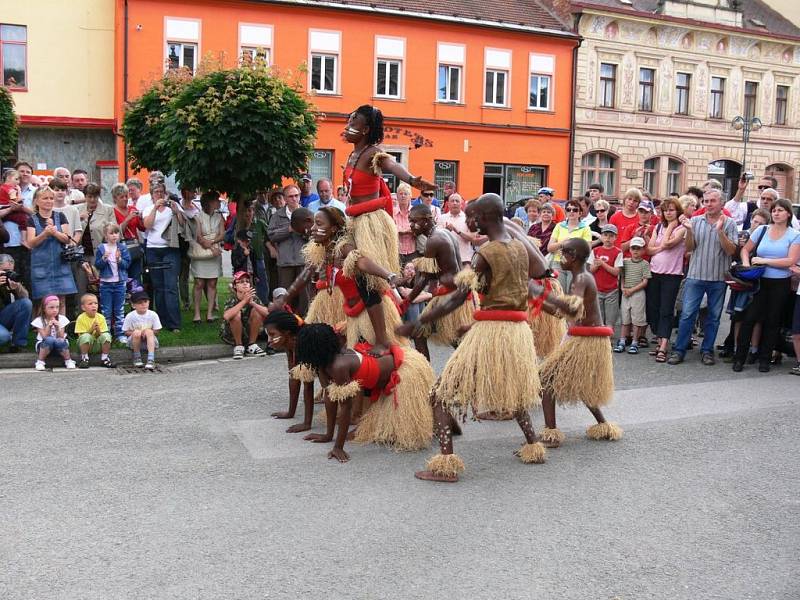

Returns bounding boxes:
[619,199,658,258]
[609,188,642,234]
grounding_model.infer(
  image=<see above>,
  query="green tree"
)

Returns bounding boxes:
[0,86,18,160]
[123,63,317,201]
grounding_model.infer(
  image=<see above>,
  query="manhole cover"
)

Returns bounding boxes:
[115,364,171,375]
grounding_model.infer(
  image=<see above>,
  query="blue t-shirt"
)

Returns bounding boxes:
[300,193,319,208]
[750,225,800,279]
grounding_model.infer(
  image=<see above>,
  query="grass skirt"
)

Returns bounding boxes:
[347,209,401,292]
[540,334,614,408]
[436,320,541,417]
[419,292,475,346]
[346,294,407,348]
[306,286,346,326]
[353,347,434,451]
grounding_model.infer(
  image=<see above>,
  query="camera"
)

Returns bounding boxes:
[0,270,20,283]
[61,245,86,263]
[742,172,754,181]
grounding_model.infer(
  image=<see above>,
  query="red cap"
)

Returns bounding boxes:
[232,271,251,282]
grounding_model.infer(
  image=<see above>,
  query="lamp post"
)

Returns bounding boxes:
[731,115,762,176]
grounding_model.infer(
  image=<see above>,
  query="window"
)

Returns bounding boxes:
[482,164,545,207]
[375,36,405,99]
[485,70,507,106]
[529,54,554,110]
[710,76,725,119]
[638,68,655,112]
[239,23,272,65]
[167,42,197,73]
[434,160,459,192]
[667,158,682,195]
[309,150,333,182]
[437,43,465,103]
[165,18,200,74]
[438,65,462,102]
[309,30,341,94]
[599,63,616,108]
[675,72,690,115]
[744,81,758,119]
[775,85,789,126]
[581,152,616,197]
[643,158,658,194]
[0,24,26,89]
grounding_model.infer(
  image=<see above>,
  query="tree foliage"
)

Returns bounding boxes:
[123,64,317,198]
[0,86,19,160]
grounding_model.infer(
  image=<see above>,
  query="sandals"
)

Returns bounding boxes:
[655,349,667,363]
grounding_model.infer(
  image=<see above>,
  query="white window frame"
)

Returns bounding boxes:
[529,53,554,111]
[437,42,465,104]
[164,17,201,74]
[483,48,511,108]
[376,59,402,98]
[309,29,341,95]
[374,35,405,99]
[239,23,273,65]
[484,70,508,107]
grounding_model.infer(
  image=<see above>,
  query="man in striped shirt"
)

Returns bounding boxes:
[668,188,738,366]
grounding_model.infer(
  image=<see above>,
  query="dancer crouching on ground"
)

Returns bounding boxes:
[396,193,550,483]
[539,238,623,448]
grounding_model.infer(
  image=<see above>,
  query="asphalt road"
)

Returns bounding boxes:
[1,345,798,600]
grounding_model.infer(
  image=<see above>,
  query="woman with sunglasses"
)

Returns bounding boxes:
[547,199,593,290]
[589,199,612,247]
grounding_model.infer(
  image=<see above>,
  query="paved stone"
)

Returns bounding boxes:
[1,346,797,600]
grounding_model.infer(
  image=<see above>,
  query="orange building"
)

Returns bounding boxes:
[115,0,578,205]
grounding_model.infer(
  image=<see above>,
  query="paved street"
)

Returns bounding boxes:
[2,346,798,600]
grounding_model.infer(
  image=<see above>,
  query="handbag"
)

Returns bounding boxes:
[187,240,216,260]
[726,226,767,289]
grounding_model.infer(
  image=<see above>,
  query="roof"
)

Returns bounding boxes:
[570,0,800,40]
[261,0,575,35]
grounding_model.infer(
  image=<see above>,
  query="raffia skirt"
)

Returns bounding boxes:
[540,332,614,408]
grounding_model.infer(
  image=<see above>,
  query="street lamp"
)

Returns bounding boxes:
[731,115,762,176]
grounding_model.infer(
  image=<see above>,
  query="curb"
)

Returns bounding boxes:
[0,343,247,369]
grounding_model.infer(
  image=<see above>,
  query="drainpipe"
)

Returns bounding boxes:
[567,12,583,200]
[123,0,129,180]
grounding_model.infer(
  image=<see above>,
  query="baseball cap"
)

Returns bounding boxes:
[272,287,288,299]
[600,224,618,235]
[638,199,654,212]
[130,290,150,303]
[537,187,555,196]
[232,271,251,282]
[300,173,312,182]
[630,236,646,248]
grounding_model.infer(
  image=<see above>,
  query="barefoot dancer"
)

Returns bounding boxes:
[340,105,435,354]
[539,238,623,448]
[292,322,434,462]
[402,203,475,359]
[396,194,550,482]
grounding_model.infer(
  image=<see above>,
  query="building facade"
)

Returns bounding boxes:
[115,0,578,204]
[2,0,118,187]
[570,0,800,202]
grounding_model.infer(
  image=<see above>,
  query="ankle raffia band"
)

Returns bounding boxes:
[425,453,465,477]
[517,442,547,464]
[540,427,565,444]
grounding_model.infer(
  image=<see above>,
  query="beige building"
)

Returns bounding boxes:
[570,0,800,201]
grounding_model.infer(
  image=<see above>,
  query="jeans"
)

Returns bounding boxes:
[0,297,33,347]
[646,273,683,339]
[100,281,127,338]
[254,257,270,304]
[37,336,69,354]
[673,279,727,355]
[735,277,792,364]
[145,246,182,330]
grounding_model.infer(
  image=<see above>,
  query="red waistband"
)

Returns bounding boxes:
[345,196,393,217]
[353,342,405,404]
[315,279,330,291]
[473,309,528,322]
[567,325,613,337]
[433,285,455,297]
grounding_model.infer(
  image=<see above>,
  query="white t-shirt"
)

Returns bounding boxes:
[65,189,85,205]
[31,315,71,342]
[135,194,153,239]
[122,309,162,333]
[141,205,173,248]
[437,211,474,263]
[54,204,83,235]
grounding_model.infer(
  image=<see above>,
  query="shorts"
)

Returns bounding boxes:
[792,294,800,335]
[621,289,647,326]
[126,331,160,349]
[77,332,112,352]
[220,303,261,346]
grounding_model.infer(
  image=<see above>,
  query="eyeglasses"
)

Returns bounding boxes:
[565,207,580,213]
[596,208,606,212]
[757,185,769,190]
[422,192,435,197]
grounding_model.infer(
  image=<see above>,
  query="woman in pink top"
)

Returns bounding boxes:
[645,197,687,362]
[393,182,416,264]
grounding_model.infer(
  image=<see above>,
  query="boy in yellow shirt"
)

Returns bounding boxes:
[75,293,114,368]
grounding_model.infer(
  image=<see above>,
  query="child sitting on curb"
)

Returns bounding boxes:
[31,295,75,370]
[75,293,114,368]
[221,271,268,359]
[122,290,161,370]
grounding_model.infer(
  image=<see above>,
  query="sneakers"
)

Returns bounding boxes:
[667,352,684,365]
[790,364,800,376]
[701,352,716,366]
[102,357,115,368]
[64,359,77,369]
[233,345,245,360]
[78,357,90,369]
[613,339,626,353]
[35,360,46,371]
[133,357,144,368]
[627,343,639,355]
[145,360,155,371]
[116,335,128,345]
[246,344,265,356]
